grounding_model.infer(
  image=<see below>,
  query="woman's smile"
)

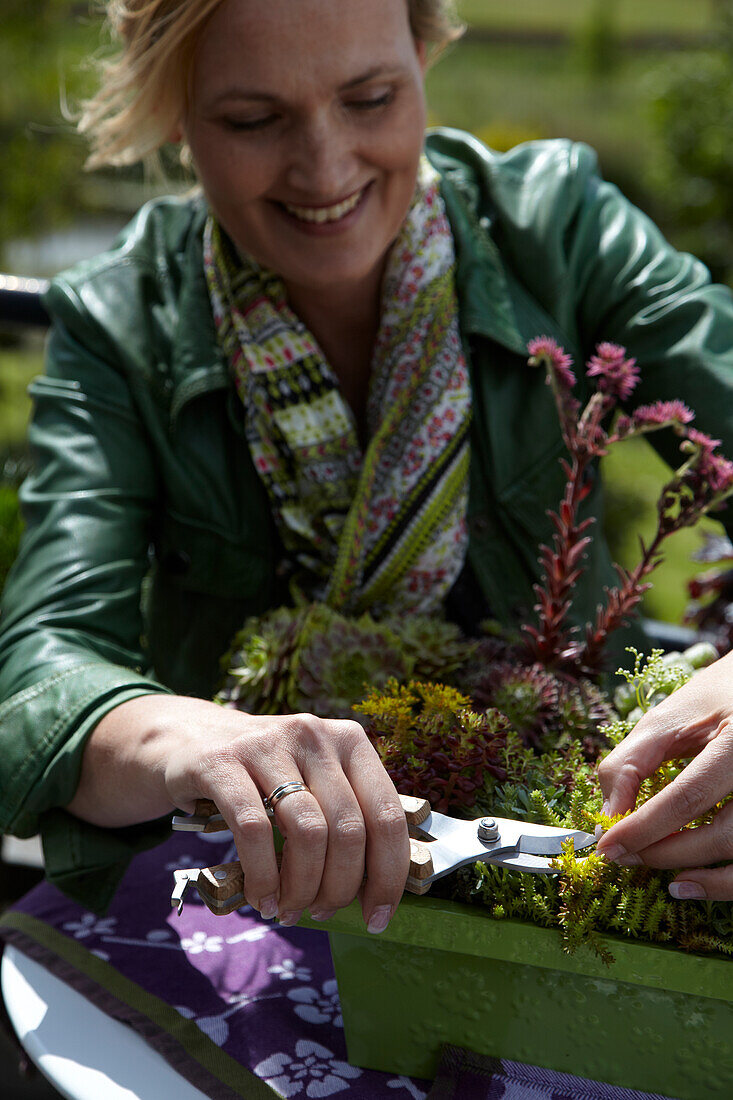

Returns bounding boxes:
[184,0,427,301]
[276,181,373,234]
[281,182,371,225]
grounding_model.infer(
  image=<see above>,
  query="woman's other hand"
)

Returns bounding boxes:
[596,651,733,900]
[67,696,409,931]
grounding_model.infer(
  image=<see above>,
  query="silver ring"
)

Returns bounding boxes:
[263,781,310,816]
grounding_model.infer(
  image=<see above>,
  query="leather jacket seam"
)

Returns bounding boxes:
[0,670,168,832]
[0,664,104,722]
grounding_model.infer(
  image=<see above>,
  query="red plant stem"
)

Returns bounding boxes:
[524,452,595,665]
[567,455,733,673]
[571,524,668,674]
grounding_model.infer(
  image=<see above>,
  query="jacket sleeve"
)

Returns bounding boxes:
[0,288,174,912]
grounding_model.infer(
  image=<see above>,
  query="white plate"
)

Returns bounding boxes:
[1,945,210,1100]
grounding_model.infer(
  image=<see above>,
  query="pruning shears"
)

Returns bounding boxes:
[170,794,596,916]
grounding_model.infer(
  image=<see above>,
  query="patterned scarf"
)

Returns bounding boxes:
[204,158,470,616]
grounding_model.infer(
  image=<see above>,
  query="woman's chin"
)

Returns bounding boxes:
[276,247,389,300]
[286,267,382,301]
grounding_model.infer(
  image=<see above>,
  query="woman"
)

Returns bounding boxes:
[1,0,733,930]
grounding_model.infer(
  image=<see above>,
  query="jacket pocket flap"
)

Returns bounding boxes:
[154,510,272,599]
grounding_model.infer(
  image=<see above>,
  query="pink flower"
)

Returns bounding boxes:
[687,428,721,452]
[632,400,694,429]
[527,337,576,389]
[586,343,639,401]
[679,429,733,496]
[614,414,633,438]
[697,452,733,494]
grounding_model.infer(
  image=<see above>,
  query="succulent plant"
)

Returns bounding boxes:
[383,614,476,683]
[218,604,412,718]
[218,604,480,718]
[462,659,560,748]
[217,605,305,714]
[215,601,732,960]
[552,677,615,761]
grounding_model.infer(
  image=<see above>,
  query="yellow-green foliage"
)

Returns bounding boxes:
[359,679,476,748]
[359,679,510,814]
[459,775,733,962]
[464,821,733,963]
[449,649,733,961]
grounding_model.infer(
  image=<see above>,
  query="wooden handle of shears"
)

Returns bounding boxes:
[182,793,435,912]
[192,798,230,832]
[400,794,435,894]
[198,862,245,907]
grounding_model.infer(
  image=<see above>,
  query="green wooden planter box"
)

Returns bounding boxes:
[302,894,733,1098]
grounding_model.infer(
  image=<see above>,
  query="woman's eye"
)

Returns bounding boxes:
[223,115,277,132]
[347,91,394,112]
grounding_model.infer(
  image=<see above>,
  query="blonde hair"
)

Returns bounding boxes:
[80,0,465,169]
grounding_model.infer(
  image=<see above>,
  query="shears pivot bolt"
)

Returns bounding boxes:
[478,817,499,842]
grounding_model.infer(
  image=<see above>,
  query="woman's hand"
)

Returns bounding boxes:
[596,651,733,900]
[67,695,410,931]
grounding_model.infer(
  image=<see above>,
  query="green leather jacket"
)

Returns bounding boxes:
[2,129,733,912]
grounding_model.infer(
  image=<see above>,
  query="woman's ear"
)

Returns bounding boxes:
[168,121,184,144]
[415,38,428,74]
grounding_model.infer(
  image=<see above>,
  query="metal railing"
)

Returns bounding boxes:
[0,274,50,329]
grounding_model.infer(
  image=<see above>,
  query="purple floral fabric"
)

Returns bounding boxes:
[428,1047,679,1100]
[3,826,678,1100]
[6,827,430,1099]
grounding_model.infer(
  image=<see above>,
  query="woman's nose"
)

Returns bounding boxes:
[286,114,358,198]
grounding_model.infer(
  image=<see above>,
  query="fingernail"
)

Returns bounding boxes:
[277,910,303,927]
[601,801,610,817]
[597,843,626,862]
[616,853,643,867]
[367,905,392,935]
[669,881,707,900]
[259,895,278,920]
[309,909,336,922]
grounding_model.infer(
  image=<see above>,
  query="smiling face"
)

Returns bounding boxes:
[184,0,427,302]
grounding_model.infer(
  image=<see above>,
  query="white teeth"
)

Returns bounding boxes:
[284,188,364,224]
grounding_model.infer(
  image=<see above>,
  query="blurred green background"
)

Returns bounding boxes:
[2,0,733,620]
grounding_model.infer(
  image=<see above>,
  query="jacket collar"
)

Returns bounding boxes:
[169,198,228,424]
[426,129,570,360]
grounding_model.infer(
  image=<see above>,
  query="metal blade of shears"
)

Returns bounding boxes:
[172,798,228,833]
[515,830,594,858]
[406,809,596,889]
